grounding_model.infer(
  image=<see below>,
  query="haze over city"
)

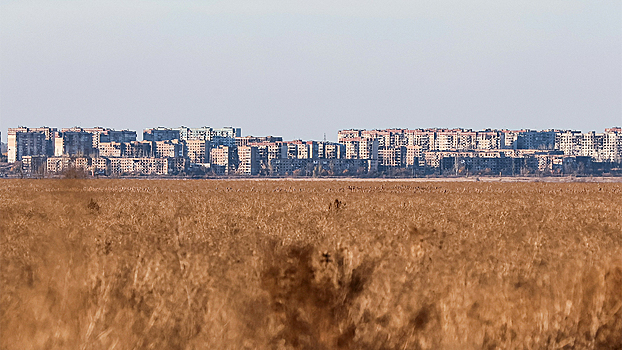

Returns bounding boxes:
[1,0,621,142]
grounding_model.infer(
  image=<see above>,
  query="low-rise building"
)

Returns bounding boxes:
[108,157,174,175]
[46,156,92,174]
[378,147,406,168]
[21,155,48,175]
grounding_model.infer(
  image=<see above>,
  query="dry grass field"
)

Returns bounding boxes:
[1,179,621,350]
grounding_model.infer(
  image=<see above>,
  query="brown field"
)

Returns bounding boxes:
[1,179,621,350]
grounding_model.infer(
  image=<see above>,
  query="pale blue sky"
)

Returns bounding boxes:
[1,0,620,141]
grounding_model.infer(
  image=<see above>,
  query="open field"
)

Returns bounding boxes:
[1,179,621,350]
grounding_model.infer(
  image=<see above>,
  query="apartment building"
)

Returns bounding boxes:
[285,141,301,159]
[268,158,368,176]
[153,140,185,158]
[362,130,391,148]
[319,142,344,159]
[210,146,237,174]
[602,128,622,162]
[96,140,151,158]
[186,140,210,164]
[7,127,57,163]
[8,130,47,163]
[212,127,241,139]
[123,141,153,158]
[21,155,47,175]
[579,132,603,159]
[46,156,92,174]
[238,146,259,175]
[235,136,282,147]
[515,130,556,150]
[91,157,110,174]
[378,147,406,168]
[501,130,519,149]
[405,130,435,151]
[143,127,181,141]
[98,142,124,157]
[267,142,288,162]
[359,138,379,160]
[343,138,360,159]
[337,129,362,143]
[175,126,211,141]
[62,127,136,149]
[476,130,503,150]
[108,157,173,175]
[557,131,582,155]
[170,126,241,145]
[54,131,95,157]
[435,130,458,150]
[296,141,319,159]
[456,131,477,150]
[405,145,423,167]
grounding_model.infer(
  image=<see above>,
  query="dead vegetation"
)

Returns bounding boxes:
[0,179,621,349]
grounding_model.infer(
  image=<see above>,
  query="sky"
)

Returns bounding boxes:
[1,0,620,142]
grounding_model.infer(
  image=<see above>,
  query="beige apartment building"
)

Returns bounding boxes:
[98,142,124,157]
[186,140,209,164]
[153,140,184,158]
[21,155,47,175]
[378,147,406,168]
[238,146,259,175]
[108,158,172,175]
[210,146,237,174]
[46,156,92,174]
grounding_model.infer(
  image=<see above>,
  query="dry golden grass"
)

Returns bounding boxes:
[0,179,621,350]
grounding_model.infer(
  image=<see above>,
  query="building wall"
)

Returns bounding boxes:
[238,146,259,175]
[186,140,209,163]
[153,140,184,158]
[54,131,95,157]
[8,127,56,163]
[210,146,237,174]
[143,128,180,141]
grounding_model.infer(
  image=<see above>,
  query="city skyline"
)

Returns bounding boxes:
[3,124,621,144]
[6,124,621,177]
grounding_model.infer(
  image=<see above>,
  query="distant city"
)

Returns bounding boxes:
[2,126,622,177]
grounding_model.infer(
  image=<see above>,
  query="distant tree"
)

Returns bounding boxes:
[11,161,24,178]
[312,164,322,177]
[62,166,88,179]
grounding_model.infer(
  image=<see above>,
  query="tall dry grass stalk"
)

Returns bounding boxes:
[1,179,621,349]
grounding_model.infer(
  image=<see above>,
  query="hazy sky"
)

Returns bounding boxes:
[1,0,620,141]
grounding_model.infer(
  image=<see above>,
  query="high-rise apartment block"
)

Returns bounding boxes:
[186,140,210,164]
[54,131,95,157]
[153,140,185,158]
[238,146,259,175]
[8,127,57,163]
[143,128,181,141]
[62,127,136,149]
[210,146,237,174]
[98,142,124,157]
